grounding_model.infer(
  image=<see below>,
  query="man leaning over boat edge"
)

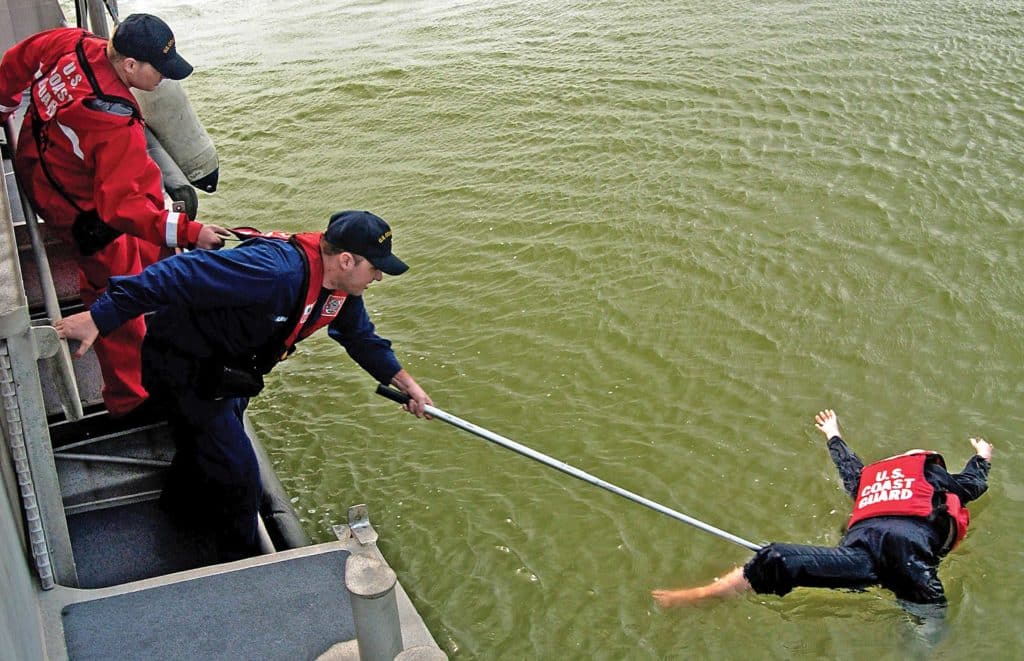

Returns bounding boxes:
[57,210,431,561]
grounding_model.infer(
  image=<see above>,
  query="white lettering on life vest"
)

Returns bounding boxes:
[857,472,917,509]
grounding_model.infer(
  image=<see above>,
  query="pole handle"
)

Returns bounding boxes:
[376,384,411,405]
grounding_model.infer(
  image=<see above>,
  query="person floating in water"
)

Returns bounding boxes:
[651,409,992,611]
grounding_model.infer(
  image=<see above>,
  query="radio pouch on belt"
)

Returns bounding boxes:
[196,362,265,400]
[71,209,123,256]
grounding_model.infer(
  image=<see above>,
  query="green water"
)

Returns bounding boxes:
[132,0,1021,657]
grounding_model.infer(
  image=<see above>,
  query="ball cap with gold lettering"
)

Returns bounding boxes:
[112,14,193,80]
[324,211,409,275]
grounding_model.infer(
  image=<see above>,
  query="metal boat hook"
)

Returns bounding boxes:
[376,385,762,551]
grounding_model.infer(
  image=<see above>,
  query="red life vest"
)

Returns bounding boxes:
[281,232,348,350]
[847,451,969,550]
[241,231,347,372]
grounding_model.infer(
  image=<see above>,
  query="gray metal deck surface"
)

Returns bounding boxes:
[62,549,355,660]
[66,499,220,588]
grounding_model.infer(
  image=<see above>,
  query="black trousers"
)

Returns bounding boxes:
[142,343,262,561]
[743,517,947,605]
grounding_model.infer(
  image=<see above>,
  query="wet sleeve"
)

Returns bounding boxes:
[946,456,990,505]
[828,436,864,499]
[327,296,402,384]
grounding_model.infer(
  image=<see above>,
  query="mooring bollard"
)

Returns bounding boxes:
[344,553,402,661]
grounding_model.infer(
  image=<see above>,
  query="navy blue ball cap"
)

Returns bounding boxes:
[324,210,409,276]
[112,14,193,80]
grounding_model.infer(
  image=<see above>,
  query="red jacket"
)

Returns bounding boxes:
[0,28,204,249]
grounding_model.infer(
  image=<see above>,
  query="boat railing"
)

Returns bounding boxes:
[0,144,79,588]
[3,117,84,422]
[74,0,113,38]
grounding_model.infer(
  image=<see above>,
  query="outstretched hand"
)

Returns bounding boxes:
[390,368,433,419]
[195,224,233,250]
[970,437,993,462]
[55,312,99,359]
[814,409,841,439]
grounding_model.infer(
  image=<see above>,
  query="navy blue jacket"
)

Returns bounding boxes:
[90,238,402,384]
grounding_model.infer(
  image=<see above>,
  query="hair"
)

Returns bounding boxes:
[320,235,345,256]
[320,236,366,263]
[106,41,125,62]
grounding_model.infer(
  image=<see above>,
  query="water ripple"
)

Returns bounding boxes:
[150,0,1024,656]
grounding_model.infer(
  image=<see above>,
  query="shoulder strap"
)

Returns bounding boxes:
[251,237,312,373]
[74,34,141,119]
[27,34,139,217]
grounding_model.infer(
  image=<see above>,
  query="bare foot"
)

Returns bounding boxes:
[652,568,750,608]
[651,587,707,608]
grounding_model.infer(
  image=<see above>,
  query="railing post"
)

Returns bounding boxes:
[344,553,403,661]
[3,117,83,421]
[0,172,78,587]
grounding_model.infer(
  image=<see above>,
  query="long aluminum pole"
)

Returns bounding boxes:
[376,385,762,552]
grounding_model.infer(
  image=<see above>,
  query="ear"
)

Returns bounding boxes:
[338,251,356,269]
[122,57,141,75]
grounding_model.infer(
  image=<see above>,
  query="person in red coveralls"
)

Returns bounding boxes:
[652,410,992,616]
[0,13,230,416]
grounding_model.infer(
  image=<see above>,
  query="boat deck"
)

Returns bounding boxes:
[66,498,219,588]
[41,527,440,660]
[60,546,355,660]
[1,67,445,659]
